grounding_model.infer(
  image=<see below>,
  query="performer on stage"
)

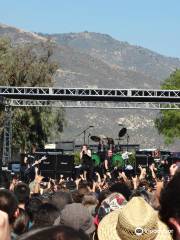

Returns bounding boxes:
[80,144,93,180]
[22,154,36,183]
[104,149,113,173]
[98,139,107,163]
[22,144,46,183]
[107,138,115,152]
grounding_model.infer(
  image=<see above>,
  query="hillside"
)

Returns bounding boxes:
[45,31,180,87]
[1,24,180,149]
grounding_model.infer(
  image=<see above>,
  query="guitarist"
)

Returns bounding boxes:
[24,154,46,183]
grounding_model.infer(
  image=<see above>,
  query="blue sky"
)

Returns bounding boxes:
[0,0,180,58]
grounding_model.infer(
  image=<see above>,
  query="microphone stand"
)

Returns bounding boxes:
[88,133,91,146]
[127,134,130,152]
[77,126,94,145]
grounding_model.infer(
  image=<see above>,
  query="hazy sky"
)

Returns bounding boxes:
[0,0,180,58]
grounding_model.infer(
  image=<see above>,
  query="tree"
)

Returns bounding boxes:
[0,37,65,151]
[0,38,58,86]
[12,107,65,151]
[155,69,180,144]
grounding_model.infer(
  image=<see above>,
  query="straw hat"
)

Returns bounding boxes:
[98,197,172,240]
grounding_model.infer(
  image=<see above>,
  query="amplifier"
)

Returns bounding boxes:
[136,154,149,167]
[38,154,74,178]
[56,155,74,172]
[39,155,57,171]
[8,162,21,173]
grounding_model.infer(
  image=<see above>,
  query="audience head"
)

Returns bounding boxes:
[13,208,29,235]
[51,191,72,211]
[159,171,180,239]
[19,225,89,240]
[72,185,89,203]
[55,203,95,236]
[0,189,18,224]
[130,188,151,203]
[33,203,59,229]
[25,196,42,222]
[82,194,98,216]
[97,192,127,222]
[14,183,30,206]
[109,182,131,200]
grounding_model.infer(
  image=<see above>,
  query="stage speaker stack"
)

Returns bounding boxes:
[135,151,154,175]
[56,155,74,178]
[36,151,74,179]
[136,154,149,168]
[39,154,57,179]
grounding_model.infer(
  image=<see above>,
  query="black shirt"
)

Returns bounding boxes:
[82,152,92,166]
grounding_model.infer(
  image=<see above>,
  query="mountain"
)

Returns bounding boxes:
[44,31,180,88]
[1,23,180,149]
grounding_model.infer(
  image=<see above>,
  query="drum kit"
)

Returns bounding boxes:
[90,127,130,168]
[90,127,127,142]
[90,135,114,145]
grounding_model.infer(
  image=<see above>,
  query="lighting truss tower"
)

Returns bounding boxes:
[2,106,12,165]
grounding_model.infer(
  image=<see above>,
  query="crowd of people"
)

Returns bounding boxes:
[0,144,180,240]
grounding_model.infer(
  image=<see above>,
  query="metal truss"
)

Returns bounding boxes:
[6,99,180,110]
[2,106,12,164]
[1,86,180,166]
[0,86,180,102]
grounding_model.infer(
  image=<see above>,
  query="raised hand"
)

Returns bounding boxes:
[131,175,139,189]
[169,164,178,177]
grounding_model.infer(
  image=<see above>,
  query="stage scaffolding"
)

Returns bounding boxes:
[6,99,180,110]
[0,86,179,102]
[0,86,179,165]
